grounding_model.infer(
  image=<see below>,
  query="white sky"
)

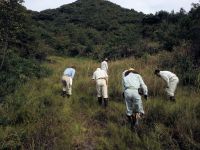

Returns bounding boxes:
[23,0,199,14]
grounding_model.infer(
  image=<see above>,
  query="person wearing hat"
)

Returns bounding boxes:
[101,58,108,73]
[61,66,76,98]
[92,68,109,107]
[154,69,179,101]
[122,68,148,128]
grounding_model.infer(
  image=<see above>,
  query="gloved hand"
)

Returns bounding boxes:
[144,95,148,100]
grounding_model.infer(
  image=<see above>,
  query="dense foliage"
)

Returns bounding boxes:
[0,0,199,97]
[30,0,200,86]
[0,0,49,100]
[0,0,200,149]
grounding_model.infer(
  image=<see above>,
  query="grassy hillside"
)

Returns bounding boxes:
[1,54,200,149]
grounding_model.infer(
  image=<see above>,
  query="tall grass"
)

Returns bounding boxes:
[0,54,200,149]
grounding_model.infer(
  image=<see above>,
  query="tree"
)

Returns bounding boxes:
[0,0,24,70]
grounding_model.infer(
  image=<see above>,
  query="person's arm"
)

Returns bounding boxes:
[138,75,148,96]
[122,77,126,98]
[92,72,96,80]
[71,69,76,78]
[104,72,108,85]
[106,62,108,70]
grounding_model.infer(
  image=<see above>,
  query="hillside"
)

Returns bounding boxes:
[1,55,200,149]
[1,1,200,149]
[30,0,146,58]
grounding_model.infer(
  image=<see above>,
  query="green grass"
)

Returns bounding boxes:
[0,55,200,149]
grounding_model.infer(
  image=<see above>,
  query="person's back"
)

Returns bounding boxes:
[92,68,109,107]
[159,71,177,79]
[123,72,148,95]
[64,68,76,78]
[101,59,108,73]
[93,68,108,80]
[124,73,141,89]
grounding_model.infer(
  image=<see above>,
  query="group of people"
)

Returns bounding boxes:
[61,58,179,128]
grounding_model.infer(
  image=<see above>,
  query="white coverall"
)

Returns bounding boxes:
[122,73,148,116]
[159,71,179,97]
[92,68,108,98]
[62,76,73,95]
[101,61,108,73]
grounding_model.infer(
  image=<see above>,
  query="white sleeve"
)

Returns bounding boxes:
[122,77,125,92]
[138,75,148,95]
[106,62,108,70]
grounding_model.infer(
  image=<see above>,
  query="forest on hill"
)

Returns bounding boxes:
[0,0,200,98]
[0,0,200,149]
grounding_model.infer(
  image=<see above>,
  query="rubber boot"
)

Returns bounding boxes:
[103,98,108,108]
[66,94,70,98]
[170,96,176,102]
[98,97,102,106]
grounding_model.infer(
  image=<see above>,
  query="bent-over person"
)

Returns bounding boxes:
[61,66,76,98]
[92,68,108,107]
[154,69,179,101]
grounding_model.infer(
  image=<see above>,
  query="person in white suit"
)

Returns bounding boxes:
[92,68,109,107]
[154,69,179,101]
[122,68,148,128]
[101,58,108,73]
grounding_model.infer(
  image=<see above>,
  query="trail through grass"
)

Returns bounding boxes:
[1,55,200,149]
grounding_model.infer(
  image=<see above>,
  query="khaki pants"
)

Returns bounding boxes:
[96,79,108,98]
[166,76,179,97]
[62,75,73,95]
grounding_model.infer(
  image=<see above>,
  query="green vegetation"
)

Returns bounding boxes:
[0,0,49,99]
[0,56,200,149]
[0,0,200,149]
[31,0,200,85]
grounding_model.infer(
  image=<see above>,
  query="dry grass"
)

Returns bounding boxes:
[0,54,200,149]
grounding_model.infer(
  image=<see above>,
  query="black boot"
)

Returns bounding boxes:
[127,115,135,129]
[66,94,70,98]
[103,98,108,108]
[61,91,67,97]
[170,96,176,102]
[98,97,102,105]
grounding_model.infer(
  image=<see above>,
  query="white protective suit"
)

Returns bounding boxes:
[159,71,179,97]
[122,72,148,116]
[92,68,108,98]
[101,61,108,73]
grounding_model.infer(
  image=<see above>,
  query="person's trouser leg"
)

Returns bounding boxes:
[66,77,72,96]
[102,80,108,107]
[62,76,67,97]
[62,76,72,97]
[166,77,179,100]
[96,80,103,105]
[124,91,133,117]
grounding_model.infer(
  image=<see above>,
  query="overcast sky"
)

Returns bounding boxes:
[23,0,199,14]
